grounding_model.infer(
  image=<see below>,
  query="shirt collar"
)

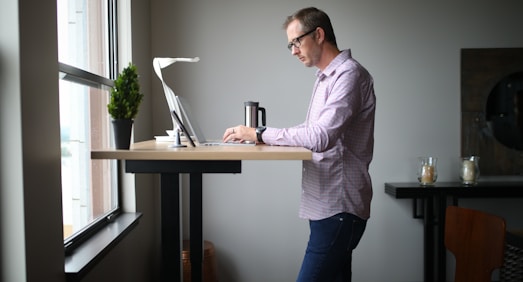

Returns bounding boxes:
[315,49,352,79]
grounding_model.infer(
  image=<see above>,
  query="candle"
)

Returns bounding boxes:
[418,156,437,186]
[462,160,475,182]
[421,165,434,184]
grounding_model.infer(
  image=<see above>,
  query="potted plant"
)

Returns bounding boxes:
[107,62,144,149]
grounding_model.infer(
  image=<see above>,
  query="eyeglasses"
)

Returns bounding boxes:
[287,28,317,51]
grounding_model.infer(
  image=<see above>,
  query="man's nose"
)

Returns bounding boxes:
[291,45,299,55]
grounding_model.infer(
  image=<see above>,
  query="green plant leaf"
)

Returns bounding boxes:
[107,62,144,119]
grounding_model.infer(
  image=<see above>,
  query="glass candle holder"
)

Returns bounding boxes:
[460,156,480,185]
[417,157,438,186]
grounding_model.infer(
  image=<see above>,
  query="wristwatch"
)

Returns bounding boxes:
[256,126,266,143]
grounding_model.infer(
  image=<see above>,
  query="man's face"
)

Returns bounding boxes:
[286,20,319,68]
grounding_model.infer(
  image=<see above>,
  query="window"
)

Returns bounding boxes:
[57,0,119,250]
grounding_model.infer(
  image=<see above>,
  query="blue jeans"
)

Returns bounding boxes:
[297,212,367,282]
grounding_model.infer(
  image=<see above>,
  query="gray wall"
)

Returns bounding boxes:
[2,0,523,281]
[148,1,523,281]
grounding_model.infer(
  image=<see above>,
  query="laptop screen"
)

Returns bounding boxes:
[175,96,207,143]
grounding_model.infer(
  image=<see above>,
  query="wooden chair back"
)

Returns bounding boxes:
[445,206,506,282]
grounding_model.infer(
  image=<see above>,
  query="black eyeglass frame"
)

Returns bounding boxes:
[287,27,317,51]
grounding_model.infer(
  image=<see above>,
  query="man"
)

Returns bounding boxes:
[223,7,375,282]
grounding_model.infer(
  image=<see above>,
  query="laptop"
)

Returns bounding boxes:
[175,96,255,146]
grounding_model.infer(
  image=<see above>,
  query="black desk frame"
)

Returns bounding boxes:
[126,160,242,282]
[385,182,523,282]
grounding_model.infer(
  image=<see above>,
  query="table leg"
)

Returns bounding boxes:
[436,194,447,281]
[160,173,181,282]
[423,197,435,282]
[125,160,242,282]
[190,173,203,282]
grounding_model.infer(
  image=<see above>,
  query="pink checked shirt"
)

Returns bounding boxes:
[262,49,375,220]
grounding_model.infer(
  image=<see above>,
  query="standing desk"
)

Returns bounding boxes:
[385,182,523,282]
[92,140,312,282]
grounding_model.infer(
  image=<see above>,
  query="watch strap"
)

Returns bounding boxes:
[256,126,266,143]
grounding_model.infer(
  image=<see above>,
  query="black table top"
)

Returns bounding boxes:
[385,181,523,199]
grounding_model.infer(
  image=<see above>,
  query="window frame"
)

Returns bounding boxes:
[59,62,123,254]
[58,0,122,255]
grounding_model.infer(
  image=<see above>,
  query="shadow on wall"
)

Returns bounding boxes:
[214,246,240,282]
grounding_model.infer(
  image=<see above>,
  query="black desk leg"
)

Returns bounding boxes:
[160,173,181,282]
[436,195,447,281]
[190,173,203,282]
[423,197,435,282]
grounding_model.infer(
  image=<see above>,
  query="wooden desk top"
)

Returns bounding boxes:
[92,140,312,161]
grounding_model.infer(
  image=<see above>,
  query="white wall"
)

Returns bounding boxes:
[1,0,65,281]
[0,0,27,280]
[148,1,523,281]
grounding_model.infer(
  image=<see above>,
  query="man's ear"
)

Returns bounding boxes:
[315,27,325,44]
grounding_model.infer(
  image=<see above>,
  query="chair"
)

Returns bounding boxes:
[500,230,523,281]
[445,206,506,282]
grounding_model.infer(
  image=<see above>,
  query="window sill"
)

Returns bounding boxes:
[64,212,142,281]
